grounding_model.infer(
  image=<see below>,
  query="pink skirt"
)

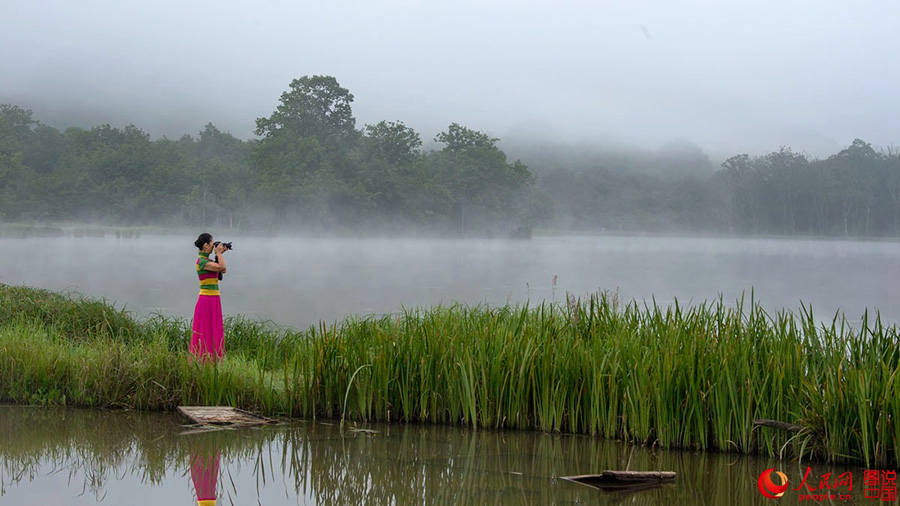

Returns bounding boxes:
[191,295,224,360]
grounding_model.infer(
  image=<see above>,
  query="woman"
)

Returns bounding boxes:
[191,233,227,360]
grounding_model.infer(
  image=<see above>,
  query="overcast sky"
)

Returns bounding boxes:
[2,0,898,158]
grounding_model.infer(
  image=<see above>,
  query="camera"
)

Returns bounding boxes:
[211,241,232,281]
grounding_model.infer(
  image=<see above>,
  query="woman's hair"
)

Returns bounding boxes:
[194,233,213,249]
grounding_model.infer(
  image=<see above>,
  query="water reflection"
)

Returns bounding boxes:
[0,406,864,505]
[189,441,220,506]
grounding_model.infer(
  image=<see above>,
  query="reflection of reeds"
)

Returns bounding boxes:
[1,285,900,468]
[0,408,856,505]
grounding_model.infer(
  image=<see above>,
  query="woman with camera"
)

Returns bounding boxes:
[191,233,227,360]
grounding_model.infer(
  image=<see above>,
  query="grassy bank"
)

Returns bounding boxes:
[1,284,898,467]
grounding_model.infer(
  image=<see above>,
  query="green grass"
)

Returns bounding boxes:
[1,283,899,467]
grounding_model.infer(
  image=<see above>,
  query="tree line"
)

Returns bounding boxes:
[528,139,900,237]
[1,75,898,237]
[0,76,542,236]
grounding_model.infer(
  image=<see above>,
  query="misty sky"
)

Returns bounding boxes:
[3,0,899,158]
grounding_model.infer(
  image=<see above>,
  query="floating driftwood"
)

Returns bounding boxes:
[349,428,379,434]
[562,471,676,493]
[753,418,804,433]
[176,406,278,431]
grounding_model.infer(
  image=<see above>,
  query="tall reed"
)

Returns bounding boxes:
[1,284,898,467]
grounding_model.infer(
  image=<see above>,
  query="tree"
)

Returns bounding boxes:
[824,139,881,235]
[358,120,431,223]
[255,75,357,148]
[363,120,421,166]
[0,104,36,141]
[192,124,253,228]
[0,106,36,210]
[434,122,498,152]
[24,124,65,175]
[430,123,537,234]
[253,76,366,228]
[0,108,28,220]
[763,148,810,234]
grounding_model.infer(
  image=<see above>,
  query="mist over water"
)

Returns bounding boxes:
[2,234,898,328]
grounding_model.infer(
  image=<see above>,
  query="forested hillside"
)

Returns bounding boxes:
[2,75,898,237]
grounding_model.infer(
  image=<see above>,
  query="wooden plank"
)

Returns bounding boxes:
[176,406,277,427]
[178,425,238,436]
[231,407,278,424]
[603,470,676,481]
[753,418,804,433]
[562,470,675,494]
[562,470,676,492]
[563,471,675,483]
[563,479,668,494]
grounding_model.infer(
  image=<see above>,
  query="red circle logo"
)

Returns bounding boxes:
[758,468,789,499]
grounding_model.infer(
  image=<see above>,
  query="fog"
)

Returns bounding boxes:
[4,2,900,324]
[3,235,899,329]
[3,0,900,157]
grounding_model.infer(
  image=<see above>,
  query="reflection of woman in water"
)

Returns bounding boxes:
[190,446,221,506]
[191,233,227,360]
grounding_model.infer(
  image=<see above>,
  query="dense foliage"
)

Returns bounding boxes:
[3,75,900,236]
[512,138,900,236]
[0,76,542,235]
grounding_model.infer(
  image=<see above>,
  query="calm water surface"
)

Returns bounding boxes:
[1,234,899,328]
[0,407,864,505]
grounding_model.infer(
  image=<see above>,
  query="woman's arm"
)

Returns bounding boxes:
[204,247,227,273]
[203,261,227,273]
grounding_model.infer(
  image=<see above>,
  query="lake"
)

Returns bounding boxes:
[0,406,862,505]
[1,233,898,328]
[0,234,890,504]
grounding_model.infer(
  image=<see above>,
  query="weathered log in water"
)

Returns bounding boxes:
[562,471,676,493]
[752,418,804,433]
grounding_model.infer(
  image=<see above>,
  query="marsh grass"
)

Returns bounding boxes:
[1,284,899,467]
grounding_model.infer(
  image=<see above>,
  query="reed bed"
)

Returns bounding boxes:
[1,284,898,467]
